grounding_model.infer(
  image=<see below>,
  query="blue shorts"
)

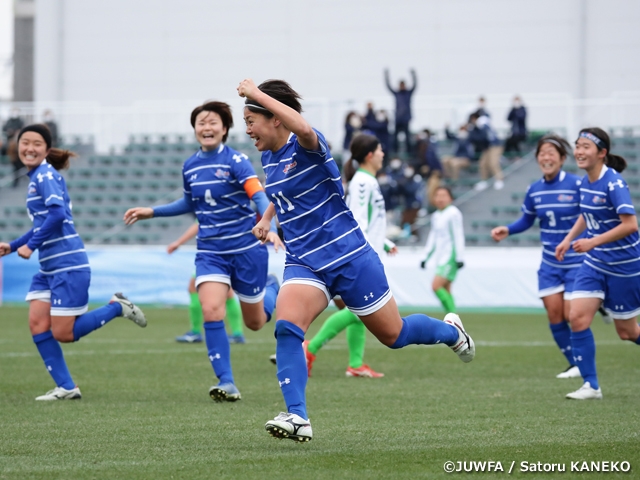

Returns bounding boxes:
[572,263,640,320]
[195,245,268,304]
[26,269,91,317]
[282,247,392,316]
[537,261,580,299]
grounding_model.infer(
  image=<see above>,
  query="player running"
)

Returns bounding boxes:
[238,78,475,443]
[303,133,397,379]
[0,124,146,401]
[491,134,613,379]
[556,127,640,400]
[420,186,465,314]
[124,101,283,402]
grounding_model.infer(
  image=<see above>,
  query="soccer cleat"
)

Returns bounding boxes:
[35,386,82,401]
[566,381,603,400]
[556,365,581,379]
[302,340,315,377]
[265,412,312,442]
[598,306,614,325]
[346,364,384,378]
[269,354,277,365]
[228,333,246,344]
[443,313,475,363]
[209,383,241,402]
[110,292,147,327]
[175,331,203,343]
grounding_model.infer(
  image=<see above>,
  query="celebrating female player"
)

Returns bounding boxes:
[239,78,475,442]
[556,128,640,400]
[0,124,146,401]
[124,101,283,402]
[491,135,595,379]
[420,186,465,314]
[304,133,397,379]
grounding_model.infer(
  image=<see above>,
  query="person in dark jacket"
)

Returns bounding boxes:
[442,124,474,181]
[414,129,442,206]
[504,96,527,156]
[385,69,417,154]
[363,102,391,156]
[2,108,25,188]
[468,114,504,191]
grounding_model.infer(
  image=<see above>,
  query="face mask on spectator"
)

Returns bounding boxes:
[349,116,362,129]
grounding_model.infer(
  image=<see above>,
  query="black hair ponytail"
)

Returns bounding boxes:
[578,127,627,173]
[344,134,380,183]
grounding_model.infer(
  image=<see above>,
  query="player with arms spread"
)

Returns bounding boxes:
[556,127,640,400]
[239,78,475,442]
[0,124,146,401]
[124,101,283,402]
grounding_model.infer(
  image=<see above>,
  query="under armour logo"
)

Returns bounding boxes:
[573,355,582,362]
[47,365,52,371]
[614,304,624,310]
[364,292,375,301]
[279,378,291,387]
[608,179,624,191]
[232,153,247,163]
[37,173,44,183]
[209,353,221,361]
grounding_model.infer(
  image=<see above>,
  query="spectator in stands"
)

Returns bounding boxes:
[413,129,443,206]
[42,110,60,147]
[2,108,25,188]
[504,96,527,157]
[343,111,363,157]
[470,96,490,120]
[385,68,417,154]
[442,124,474,181]
[468,113,504,191]
[363,102,391,155]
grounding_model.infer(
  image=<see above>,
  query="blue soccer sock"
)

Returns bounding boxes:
[390,314,459,349]
[72,303,122,341]
[549,321,574,366]
[204,321,234,385]
[263,282,279,323]
[274,320,308,420]
[33,331,75,390]
[571,328,598,390]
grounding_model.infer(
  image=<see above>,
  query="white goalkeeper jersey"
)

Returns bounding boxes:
[346,169,394,255]
[423,205,465,266]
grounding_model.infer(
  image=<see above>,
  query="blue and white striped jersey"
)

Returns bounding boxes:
[26,161,89,275]
[261,130,368,272]
[579,165,640,276]
[521,170,584,267]
[183,144,261,254]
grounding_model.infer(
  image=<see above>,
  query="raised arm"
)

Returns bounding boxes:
[384,69,394,93]
[409,69,417,92]
[237,78,318,151]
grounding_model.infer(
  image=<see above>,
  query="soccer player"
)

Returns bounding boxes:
[419,186,465,314]
[304,134,397,379]
[556,127,640,400]
[0,124,146,401]
[491,135,594,379]
[123,101,283,402]
[238,78,475,442]
[166,223,245,344]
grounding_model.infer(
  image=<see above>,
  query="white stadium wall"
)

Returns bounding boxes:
[31,0,640,151]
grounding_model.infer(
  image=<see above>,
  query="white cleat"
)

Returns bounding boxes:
[265,412,312,442]
[443,313,475,363]
[111,292,147,327]
[598,306,614,325]
[35,386,82,401]
[566,381,603,400]
[556,365,581,379]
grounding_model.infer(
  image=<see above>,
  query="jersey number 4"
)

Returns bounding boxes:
[205,189,217,207]
[272,191,295,214]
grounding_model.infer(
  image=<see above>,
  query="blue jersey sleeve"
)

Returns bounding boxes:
[294,128,330,162]
[38,171,66,207]
[609,177,636,215]
[521,185,536,216]
[230,151,258,184]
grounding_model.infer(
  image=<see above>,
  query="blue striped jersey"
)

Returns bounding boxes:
[183,144,260,254]
[579,165,640,276]
[261,130,368,271]
[521,170,584,267]
[26,161,89,275]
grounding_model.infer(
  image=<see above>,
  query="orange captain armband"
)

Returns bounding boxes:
[244,177,264,198]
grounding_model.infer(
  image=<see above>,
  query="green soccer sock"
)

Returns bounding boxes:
[189,292,203,334]
[346,320,366,369]
[225,296,243,336]
[435,288,456,314]
[307,308,360,355]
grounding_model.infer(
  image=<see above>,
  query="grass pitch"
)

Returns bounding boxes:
[0,305,639,479]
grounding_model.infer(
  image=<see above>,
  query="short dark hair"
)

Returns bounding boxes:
[245,80,302,118]
[435,185,454,200]
[190,101,233,143]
